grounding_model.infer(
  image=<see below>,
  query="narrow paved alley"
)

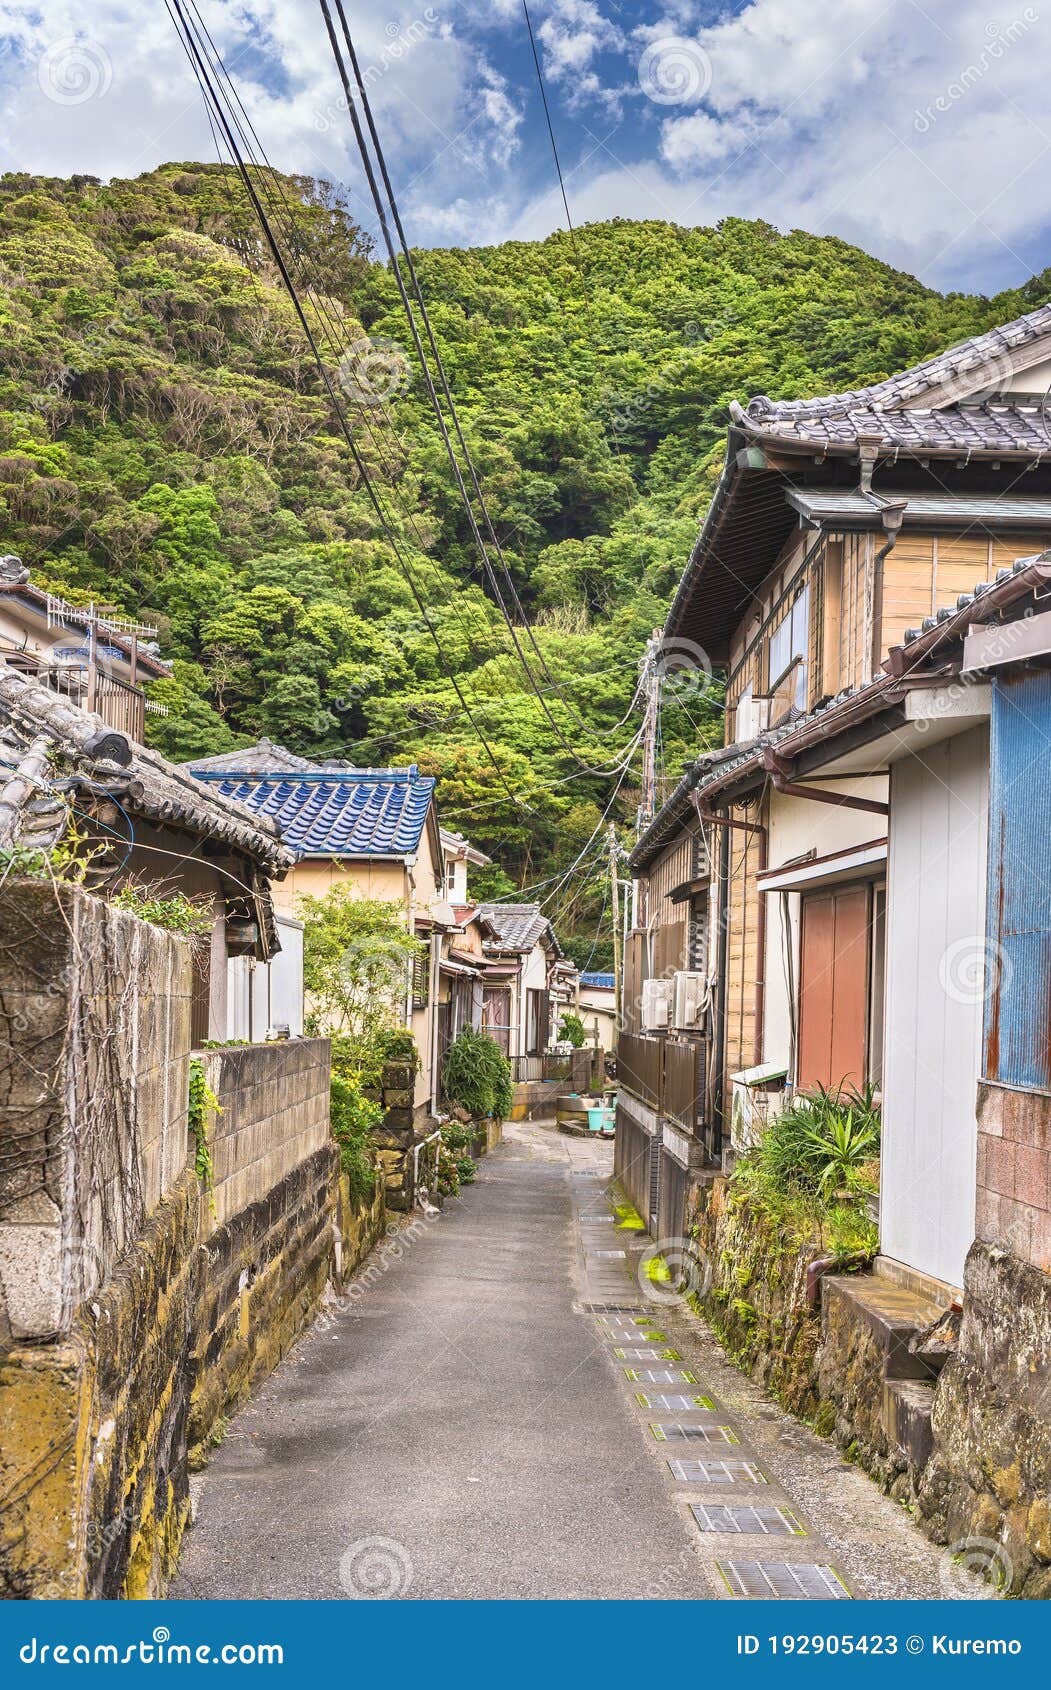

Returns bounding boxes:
[173,1122,951,1602]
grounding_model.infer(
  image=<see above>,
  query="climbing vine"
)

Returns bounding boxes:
[188,1057,220,1200]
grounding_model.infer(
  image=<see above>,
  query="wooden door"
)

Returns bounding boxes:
[797,884,871,1091]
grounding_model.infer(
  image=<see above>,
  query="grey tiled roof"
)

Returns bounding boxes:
[0,661,294,873]
[478,902,554,954]
[186,737,360,775]
[733,302,1051,454]
[738,396,1051,455]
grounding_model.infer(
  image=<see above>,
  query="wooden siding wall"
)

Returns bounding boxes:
[723,817,763,1093]
[881,532,1041,654]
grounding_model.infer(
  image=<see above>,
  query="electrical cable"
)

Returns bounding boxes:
[167,0,530,819]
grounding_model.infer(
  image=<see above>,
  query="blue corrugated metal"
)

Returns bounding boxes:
[191,768,435,857]
[580,971,615,989]
[986,670,1051,1088]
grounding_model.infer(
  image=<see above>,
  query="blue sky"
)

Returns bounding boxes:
[1,1,1050,293]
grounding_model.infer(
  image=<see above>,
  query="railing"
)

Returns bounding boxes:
[0,648,146,742]
[617,1031,664,1111]
[663,1039,705,1132]
[511,1050,593,1088]
[617,1032,707,1133]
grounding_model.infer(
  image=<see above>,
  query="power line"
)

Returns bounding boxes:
[521,0,622,455]
[167,0,529,819]
[321,0,638,758]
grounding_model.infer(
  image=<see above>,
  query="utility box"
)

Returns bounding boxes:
[729,1062,788,1152]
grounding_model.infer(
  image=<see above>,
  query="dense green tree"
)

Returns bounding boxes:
[2,162,1046,953]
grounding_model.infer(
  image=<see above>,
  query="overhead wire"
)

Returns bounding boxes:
[166,0,529,817]
[322,0,641,753]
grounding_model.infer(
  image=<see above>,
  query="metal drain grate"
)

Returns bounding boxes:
[603,1328,666,1343]
[579,1302,643,1313]
[614,1347,682,1361]
[588,1249,627,1258]
[716,1562,850,1600]
[668,1459,766,1484]
[650,1422,737,1443]
[636,1393,714,1412]
[691,1504,804,1536]
[625,1368,697,1384]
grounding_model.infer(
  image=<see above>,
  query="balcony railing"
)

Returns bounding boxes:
[511,1050,594,1088]
[0,648,147,742]
[617,1031,707,1133]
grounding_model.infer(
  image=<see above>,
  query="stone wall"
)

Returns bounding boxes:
[371,1057,432,1211]
[916,1242,1051,1598]
[0,881,191,1340]
[0,883,387,1599]
[689,1174,830,1418]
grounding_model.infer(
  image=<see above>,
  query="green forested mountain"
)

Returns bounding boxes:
[2,163,1047,956]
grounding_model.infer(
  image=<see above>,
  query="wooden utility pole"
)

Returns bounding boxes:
[609,821,622,1026]
[637,628,662,832]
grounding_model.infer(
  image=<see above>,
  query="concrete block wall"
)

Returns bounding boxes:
[975,1080,1051,1271]
[0,881,191,1341]
[196,1038,332,1230]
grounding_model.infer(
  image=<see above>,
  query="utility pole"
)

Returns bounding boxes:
[637,627,662,833]
[608,821,622,1027]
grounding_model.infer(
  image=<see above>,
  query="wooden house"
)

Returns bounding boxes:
[622,304,1051,1242]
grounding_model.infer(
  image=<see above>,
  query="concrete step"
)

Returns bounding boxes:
[883,1378,936,1471]
[822,1275,947,1382]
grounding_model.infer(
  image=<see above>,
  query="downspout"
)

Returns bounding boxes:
[856,433,907,677]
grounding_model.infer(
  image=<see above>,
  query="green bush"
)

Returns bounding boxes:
[330,1071,381,1205]
[441,1028,512,1121]
[752,1083,880,1198]
[558,1011,587,1048]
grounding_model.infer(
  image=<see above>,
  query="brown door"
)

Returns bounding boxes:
[797,884,871,1092]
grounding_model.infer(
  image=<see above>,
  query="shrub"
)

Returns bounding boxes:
[114,884,214,939]
[330,1071,381,1205]
[441,1028,512,1121]
[754,1082,880,1198]
[558,1011,587,1048]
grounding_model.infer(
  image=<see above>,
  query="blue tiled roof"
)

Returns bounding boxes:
[580,971,615,989]
[191,765,435,857]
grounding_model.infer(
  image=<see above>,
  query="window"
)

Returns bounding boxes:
[768,583,810,710]
[526,988,546,1055]
[411,948,430,1010]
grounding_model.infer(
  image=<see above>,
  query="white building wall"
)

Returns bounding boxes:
[880,726,988,1290]
[226,914,305,1041]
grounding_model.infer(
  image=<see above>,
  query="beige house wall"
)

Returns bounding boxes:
[274,817,448,1113]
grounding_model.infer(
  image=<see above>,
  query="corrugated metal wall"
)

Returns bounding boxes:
[986,671,1051,1089]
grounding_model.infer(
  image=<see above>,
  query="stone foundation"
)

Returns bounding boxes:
[916,1242,1051,1597]
[689,1175,830,1418]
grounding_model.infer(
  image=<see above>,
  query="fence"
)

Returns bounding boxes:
[617,1032,707,1133]
[511,1049,593,1088]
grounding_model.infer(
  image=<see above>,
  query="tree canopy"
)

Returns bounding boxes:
[2,161,1046,959]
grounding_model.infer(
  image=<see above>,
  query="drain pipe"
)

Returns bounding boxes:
[856,434,907,675]
[413,1124,443,1204]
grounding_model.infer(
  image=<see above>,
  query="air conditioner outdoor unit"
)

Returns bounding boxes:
[735,693,771,743]
[672,970,708,1032]
[640,977,673,1032]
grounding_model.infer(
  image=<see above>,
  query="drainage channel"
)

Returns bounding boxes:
[571,1172,856,1602]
